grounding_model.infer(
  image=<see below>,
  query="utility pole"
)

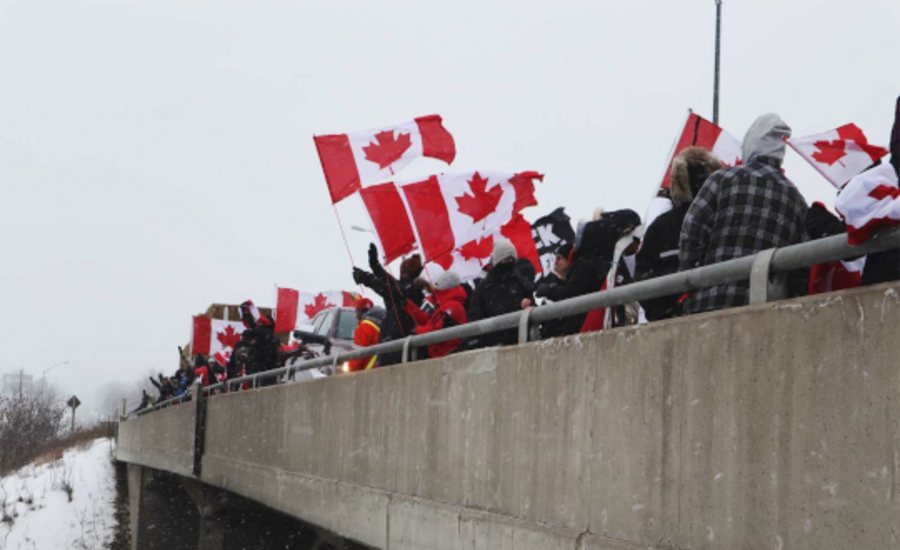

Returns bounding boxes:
[713,0,723,125]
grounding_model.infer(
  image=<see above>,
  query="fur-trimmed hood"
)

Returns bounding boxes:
[670,146,724,207]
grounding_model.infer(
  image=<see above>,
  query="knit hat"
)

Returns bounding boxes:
[400,254,423,279]
[491,239,517,264]
[556,242,574,260]
[433,270,461,290]
[355,297,374,311]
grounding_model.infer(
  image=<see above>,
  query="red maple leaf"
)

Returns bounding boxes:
[869,185,900,201]
[458,235,494,261]
[456,172,503,223]
[304,293,336,319]
[362,130,412,170]
[216,325,241,349]
[811,140,847,167]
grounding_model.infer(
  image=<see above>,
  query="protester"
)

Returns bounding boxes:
[403,269,468,358]
[679,113,809,314]
[535,242,573,338]
[347,297,385,372]
[353,244,424,366]
[554,209,641,334]
[466,239,534,348]
[635,147,723,321]
[225,300,281,387]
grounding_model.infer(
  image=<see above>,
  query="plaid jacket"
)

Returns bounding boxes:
[679,157,808,314]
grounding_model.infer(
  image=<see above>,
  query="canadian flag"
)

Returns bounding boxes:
[809,257,865,295]
[835,163,900,245]
[646,112,742,228]
[786,124,889,188]
[274,288,357,332]
[429,215,543,282]
[362,170,542,264]
[192,317,246,357]
[314,115,456,204]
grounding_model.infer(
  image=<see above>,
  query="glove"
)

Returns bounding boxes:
[368,243,379,266]
[806,202,845,239]
[352,267,366,285]
[442,311,459,328]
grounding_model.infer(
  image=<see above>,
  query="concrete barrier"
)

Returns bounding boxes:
[120,281,900,549]
[118,399,195,477]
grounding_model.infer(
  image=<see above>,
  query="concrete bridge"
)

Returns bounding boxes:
[117,281,900,549]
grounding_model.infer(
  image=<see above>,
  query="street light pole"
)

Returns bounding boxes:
[713,0,723,125]
[42,361,69,379]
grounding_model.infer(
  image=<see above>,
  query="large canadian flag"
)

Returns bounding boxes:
[192,317,246,357]
[646,112,742,228]
[361,171,543,264]
[274,288,357,332]
[786,124,889,188]
[835,163,900,245]
[314,115,456,204]
[428,215,543,282]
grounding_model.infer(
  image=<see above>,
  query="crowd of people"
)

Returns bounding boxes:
[137,103,900,412]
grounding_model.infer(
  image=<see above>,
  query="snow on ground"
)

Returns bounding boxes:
[0,438,117,550]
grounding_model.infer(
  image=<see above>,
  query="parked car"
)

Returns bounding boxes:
[286,306,359,378]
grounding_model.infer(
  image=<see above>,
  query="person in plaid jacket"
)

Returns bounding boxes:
[679,113,809,314]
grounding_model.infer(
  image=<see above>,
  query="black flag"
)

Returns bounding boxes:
[531,208,575,277]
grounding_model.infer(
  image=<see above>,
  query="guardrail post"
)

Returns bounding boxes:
[401,336,414,364]
[749,248,788,304]
[518,307,534,344]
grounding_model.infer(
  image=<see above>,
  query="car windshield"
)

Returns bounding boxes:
[335,310,358,341]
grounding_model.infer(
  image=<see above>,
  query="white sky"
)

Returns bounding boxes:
[1,0,897,416]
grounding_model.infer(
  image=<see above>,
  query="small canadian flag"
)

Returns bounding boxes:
[314,115,456,204]
[274,288,357,332]
[786,124,889,188]
[192,317,246,356]
[361,170,543,264]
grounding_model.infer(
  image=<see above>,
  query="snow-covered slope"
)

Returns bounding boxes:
[0,438,117,550]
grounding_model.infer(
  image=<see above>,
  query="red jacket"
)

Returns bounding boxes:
[348,318,381,372]
[404,286,468,358]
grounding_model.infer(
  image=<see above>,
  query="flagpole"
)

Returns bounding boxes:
[713,0,723,125]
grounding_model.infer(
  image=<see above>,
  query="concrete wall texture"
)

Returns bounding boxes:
[118,281,900,549]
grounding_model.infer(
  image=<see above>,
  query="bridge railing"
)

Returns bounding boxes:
[130,226,900,417]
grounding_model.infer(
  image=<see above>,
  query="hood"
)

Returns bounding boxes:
[670,146,724,207]
[363,306,386,325]
[434,286,468,308]
[515,258,537,282]
[574,209,641,262]
[742,113,791,164]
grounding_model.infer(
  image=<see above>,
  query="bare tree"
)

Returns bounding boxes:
[0,385,66,476]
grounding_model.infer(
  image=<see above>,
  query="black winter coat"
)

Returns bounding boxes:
[466,262,535,348]
[355,260,424,366]
[535,271,568,338]
[634,204,689,321]
[555,210,640,334]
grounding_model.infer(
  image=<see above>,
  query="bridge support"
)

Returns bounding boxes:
[127,464,199,550]
[126,464,362,549]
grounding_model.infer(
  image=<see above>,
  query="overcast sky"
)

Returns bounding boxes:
[1,0,897,416]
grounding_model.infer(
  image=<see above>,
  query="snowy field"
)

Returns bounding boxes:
[0,438,117,550]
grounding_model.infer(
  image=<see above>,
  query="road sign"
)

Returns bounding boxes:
[67,395,81,409]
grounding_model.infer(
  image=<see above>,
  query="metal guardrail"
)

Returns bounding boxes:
[129,226,900,417]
